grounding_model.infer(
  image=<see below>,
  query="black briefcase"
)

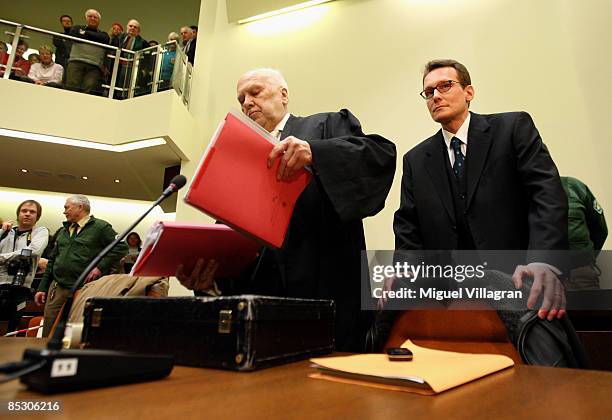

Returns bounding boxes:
[81,295,335,371]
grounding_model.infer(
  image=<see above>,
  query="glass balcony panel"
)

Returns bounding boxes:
[158,41,179,92]
[132,46,157,97]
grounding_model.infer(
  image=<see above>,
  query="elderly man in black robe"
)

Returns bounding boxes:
[178,68,396,351]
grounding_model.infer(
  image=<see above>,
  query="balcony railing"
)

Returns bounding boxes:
[0,18,193,106]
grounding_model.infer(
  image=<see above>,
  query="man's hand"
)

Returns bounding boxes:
[1,220,13,231]
[512,263,566,320]
[267,136,312,181]
[377,275,396,310]
[176,259,220,291]
[84,267,102,283]
[34,291,46,306]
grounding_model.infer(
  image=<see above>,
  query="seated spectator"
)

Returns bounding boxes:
[120,232,142,274]
[0,42,7,61]
[159,32,180,91]
[65,9,110,94]
[148,40,159,47]
[26,45,64,87]
[0,40,31,78]
[28,53,40,65]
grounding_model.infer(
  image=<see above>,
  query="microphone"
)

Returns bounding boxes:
[11,174,188,393]
[161,174,187,198]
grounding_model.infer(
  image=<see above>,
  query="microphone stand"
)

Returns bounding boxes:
[10,176,186,393]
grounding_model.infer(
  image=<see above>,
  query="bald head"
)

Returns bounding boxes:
[236,68,289,132]
[126,19,141,36]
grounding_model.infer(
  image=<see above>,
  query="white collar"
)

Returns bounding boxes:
[442,112,471,148]
[272,112,291,134]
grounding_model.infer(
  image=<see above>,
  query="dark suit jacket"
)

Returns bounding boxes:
[184,37,196,64]
[112,33,149,51]
[394,111,567,262]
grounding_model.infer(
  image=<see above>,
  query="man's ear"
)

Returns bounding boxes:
[280,87,289,106]
[465,85,475,104]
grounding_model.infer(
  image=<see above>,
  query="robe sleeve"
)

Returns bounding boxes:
[306,109,396,222]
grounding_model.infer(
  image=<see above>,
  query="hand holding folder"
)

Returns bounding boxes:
[130,221,260,279]
[185,110,312,248]
[310,340,514,395]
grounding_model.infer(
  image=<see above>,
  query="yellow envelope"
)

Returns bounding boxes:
[310,339,514,395]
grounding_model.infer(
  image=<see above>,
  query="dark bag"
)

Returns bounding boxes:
[513,310,589,368]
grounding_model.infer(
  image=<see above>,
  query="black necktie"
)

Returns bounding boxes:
[450,137,465,178]
[70,223,79,239]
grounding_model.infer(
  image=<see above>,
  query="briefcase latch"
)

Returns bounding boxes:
[218,310,232,334]
[91,308,103,327]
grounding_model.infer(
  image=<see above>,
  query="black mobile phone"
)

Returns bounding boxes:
[386,347,413,361]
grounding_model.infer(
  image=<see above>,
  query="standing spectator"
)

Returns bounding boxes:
[108,22,123,45]
[111,19,149,97]
[180,26,196,65]
[65,9,110,94]
[562,176,608,290]
[26,45,63,87]
[112,20,148,51]
[0,40,30,78]
[148,40,159,47]
[0,200,49,288]
[35,195,127,336]
[53,14,73,70]
[159,32,180,91]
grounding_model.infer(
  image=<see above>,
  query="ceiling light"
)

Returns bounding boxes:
[237,0,334,24]
[0,128,166,152]
[114,179,120,183]
[21,169,28,173]
[82,176,88,180]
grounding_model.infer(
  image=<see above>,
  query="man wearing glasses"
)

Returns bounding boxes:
[393,59,568,320]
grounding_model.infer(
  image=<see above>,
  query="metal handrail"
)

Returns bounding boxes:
[0,18,129,53]
[0,19,192,107]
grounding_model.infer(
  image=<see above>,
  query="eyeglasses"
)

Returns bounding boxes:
[419,80,462,100]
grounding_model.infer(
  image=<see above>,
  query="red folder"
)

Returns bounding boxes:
[130,221,261,278]
[184,110,312,248]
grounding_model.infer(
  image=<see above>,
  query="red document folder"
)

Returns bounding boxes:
[130,221,261,278]
[184,110,312,248]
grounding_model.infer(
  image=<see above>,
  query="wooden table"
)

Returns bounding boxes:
[1,338,611,419]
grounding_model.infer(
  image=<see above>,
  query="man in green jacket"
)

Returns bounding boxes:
[562,176,608,289]
[35,195,127,336]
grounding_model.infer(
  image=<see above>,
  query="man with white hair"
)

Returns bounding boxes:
[179,68,396,351]
[180,26,196,64]
[65,9,110,94]
[110,19,149,97]
[35,194,127,336]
